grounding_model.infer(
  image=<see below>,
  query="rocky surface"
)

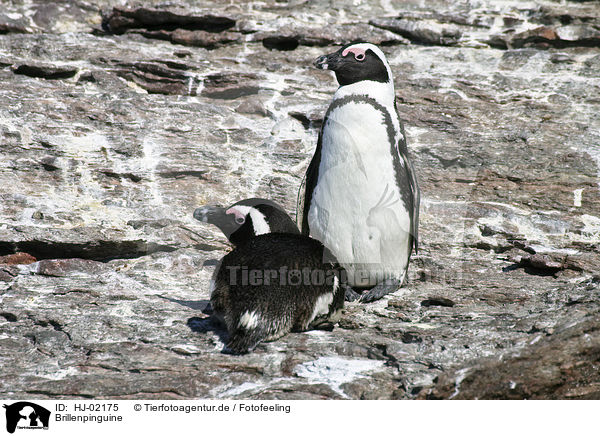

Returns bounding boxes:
[0,0,599,399]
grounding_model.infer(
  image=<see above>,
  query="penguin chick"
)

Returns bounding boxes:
[194,198,345,354]
[299,42,420,303]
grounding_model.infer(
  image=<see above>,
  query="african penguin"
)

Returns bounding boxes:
[298,42,420,303]
[194,197,300,246]
[194,198,346,354]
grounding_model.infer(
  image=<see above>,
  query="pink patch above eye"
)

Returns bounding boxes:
[226,207,245,221]
[342,47,367,61]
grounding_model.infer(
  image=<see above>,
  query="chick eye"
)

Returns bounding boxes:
[235,217,245,225]
[355,53,365,61]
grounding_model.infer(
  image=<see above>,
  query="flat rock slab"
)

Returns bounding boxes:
[0,0,599,399]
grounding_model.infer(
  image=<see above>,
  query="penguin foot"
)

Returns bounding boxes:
[359,278,402,303]
[343,284,361,302]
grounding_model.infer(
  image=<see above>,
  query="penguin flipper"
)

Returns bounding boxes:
[298,128,323,235]
[296,173,306,232]
[397,121,420,255]
[358,278,403,304]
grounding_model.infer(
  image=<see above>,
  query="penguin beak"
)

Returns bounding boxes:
[194,204,241,239]
[193,205,225,224]
[314,51,342,71]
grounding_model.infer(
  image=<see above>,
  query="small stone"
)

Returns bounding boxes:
[12,63,77,80]
[510,26,559,48]
[262,36,300,51]
[338,318,361,330]
[201,72,262,100]
[236,100,269,117]
[550,53,574,64]
[40,156,60,171]
[174,50,192,58]
[77,71,96,83]
[0,266,18,282]
[519,254,564,272]
[0,252,37,265]
[400,332,422,344]
[34,259,108,277]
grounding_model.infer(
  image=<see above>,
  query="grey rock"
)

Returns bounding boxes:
[201,72,264,100]
[490,24,600,50]
[0,252,37,265]
[33,258,109,277]
[101,7,236,35]
[0,0,599,400]
[12,63,78,79]
[370,17,462,46]
[252,23,409,49]
[0,13,33,34]
[420,313,600,399]
[169,29,241,49]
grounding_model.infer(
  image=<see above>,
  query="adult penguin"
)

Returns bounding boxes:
[299,42,420,303]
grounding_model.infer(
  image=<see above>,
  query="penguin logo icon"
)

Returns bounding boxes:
[2,402,50,433]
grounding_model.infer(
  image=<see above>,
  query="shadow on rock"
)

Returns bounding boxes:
[187,316,230,349]
[158,295,211,311]
[160,295,232,352]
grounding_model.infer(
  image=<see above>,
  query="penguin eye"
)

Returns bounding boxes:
[235,217,245,225]
[355,53,366,61]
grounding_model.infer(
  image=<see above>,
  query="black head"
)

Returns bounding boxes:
[193,198,299,246]
[314,42,391,86]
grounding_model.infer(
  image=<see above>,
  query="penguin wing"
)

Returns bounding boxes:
[296,174,306,232]
[398,123,420,254]
[297,128,323,235]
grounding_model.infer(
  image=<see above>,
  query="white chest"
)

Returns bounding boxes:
[308,101,411,286]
